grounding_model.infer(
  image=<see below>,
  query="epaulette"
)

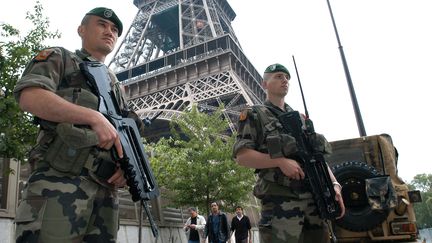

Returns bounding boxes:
[239,106,253,122]
[33,48,56,62]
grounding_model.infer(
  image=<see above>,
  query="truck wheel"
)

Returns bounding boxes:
[332,161,389,232]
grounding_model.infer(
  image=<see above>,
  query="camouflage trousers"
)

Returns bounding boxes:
[15,167,119,243]
[258,194,330,243]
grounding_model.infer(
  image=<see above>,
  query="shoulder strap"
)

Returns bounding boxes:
[250,105,268,147]
[56,47,88,91]
[55,46,69,90]
[252,104,285,131]
[251,105,273,126]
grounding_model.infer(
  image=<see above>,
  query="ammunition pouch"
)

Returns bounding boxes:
[41,87,100,175]
[365,175,397,210]
[309,133,332,154]
[44,123,98,175]
[56,87,99,110]
[259,133,305,196]
[266,134,298,159]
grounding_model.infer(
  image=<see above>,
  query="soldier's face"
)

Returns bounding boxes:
[264,72,289,98]
[79,16,118,57]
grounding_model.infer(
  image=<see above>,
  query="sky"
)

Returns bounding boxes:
[1,0,431,182]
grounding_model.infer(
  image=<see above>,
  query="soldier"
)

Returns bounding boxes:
[13,7,144,243]
[233,63,345,243]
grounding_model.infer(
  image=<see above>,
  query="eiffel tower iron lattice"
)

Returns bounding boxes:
[109,0,265,139]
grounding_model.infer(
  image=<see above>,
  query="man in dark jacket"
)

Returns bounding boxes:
[205,201,230,243]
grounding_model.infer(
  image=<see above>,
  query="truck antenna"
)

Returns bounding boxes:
[325,0,366,136]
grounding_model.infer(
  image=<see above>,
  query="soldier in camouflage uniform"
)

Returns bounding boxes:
[233,64,345,243]
[13,7,144,243]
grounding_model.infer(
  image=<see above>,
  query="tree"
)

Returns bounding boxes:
[0,1,60,161]
[411,174,432,193]
[148,106,255,215]
[410,173,432,228]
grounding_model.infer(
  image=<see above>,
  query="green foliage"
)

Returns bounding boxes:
[411,174,432,193]
[0,1,60,161]
[148,106,255,215]
[409,173,432,228]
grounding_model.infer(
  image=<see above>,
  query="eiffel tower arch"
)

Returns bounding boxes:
[109,0,265,140]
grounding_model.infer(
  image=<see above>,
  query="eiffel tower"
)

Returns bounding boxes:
[109,0,265,140]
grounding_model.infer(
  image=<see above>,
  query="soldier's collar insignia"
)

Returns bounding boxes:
[34,49,54,62]
[239,110,248,121]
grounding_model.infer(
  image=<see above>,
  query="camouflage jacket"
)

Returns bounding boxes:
[233,101,295,156]
[233,101,331,196]
[14,47,144,178]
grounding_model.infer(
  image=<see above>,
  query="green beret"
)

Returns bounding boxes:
[85,7,123,36]
[264,63,291,79]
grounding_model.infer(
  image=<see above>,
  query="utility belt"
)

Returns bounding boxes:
[34,123,117,184]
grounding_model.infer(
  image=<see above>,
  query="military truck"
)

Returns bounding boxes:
[326,134,422,243]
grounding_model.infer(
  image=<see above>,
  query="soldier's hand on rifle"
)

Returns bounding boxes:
[90,111,124,158]
[107,166,127,188]
[277,158,305,180]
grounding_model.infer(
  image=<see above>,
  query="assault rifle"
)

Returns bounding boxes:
[277,110,341,220]
[79,61,159,237]
[284,56,341,221]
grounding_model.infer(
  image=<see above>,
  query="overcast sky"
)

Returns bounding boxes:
[1,0,431,182]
